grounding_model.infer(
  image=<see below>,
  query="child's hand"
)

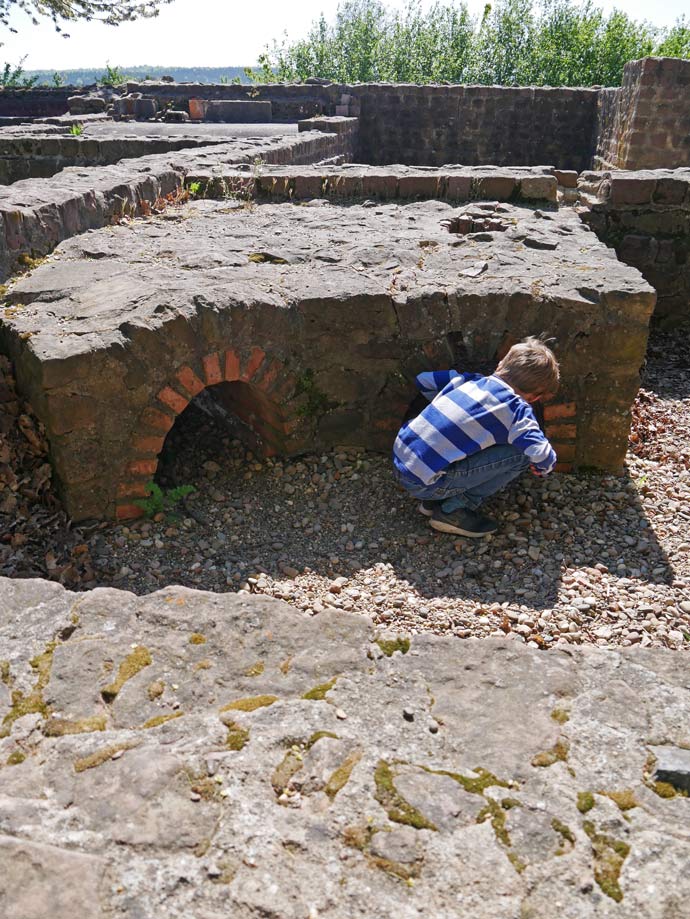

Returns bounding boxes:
[529,464,544,477]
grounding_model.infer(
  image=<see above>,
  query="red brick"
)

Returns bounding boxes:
[116,503,145,521]
[128,459,158,476]
[545,422,576,440]
[372,417,400,432]
[273,374,298,400]
[203,352,223,386]
[117,481,149,498]
[224,349,241,381]
[554,462,573,474]
[552,442,576,462]
[142,408,175,433]
[176,365,205,397]
[158,386,189,414]
[543,402,577,421]
[242,347,266,381]
[256,358,283,393]
[133,435,165,455]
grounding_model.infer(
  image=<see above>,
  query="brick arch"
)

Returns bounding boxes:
[116,347,300,521]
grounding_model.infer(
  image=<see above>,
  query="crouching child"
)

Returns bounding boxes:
[393,336,560,537]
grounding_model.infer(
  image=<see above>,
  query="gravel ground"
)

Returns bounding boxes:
[2,325,690,650]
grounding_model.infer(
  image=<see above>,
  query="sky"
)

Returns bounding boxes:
[1,0,687,71]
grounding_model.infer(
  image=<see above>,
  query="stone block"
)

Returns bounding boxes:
[653,177,688,205]
[204,100,272,123]
[397,174,441,198]
[519,176,558,203]
[473,176,516,201]
[554,170,578,188]
[444,175,472,201]
[609,177,656,206]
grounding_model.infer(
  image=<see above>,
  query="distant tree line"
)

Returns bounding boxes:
[248,0,690,86]
[19,65,252,87]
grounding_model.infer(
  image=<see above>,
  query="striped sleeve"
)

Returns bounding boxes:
[415,370,461,401]
[507,405,557,474]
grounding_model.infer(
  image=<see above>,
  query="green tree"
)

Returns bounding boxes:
[0,56,37,86]
[255,0,689,88]
[0,0,172,36]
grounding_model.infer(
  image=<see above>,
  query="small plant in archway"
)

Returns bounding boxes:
[134,482,195,518]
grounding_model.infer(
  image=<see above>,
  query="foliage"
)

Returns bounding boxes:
[0,0,172,36]
[98,63,128,86]
[133,481,195,518]
[0,57,38,87]
[69,122,83,135]
[52,71,64,86]
[25,65,251,86]
[253,0,689,87]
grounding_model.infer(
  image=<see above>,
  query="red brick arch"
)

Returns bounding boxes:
[116,347,299,521]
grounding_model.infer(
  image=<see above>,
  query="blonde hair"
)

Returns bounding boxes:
[495,336,560,397]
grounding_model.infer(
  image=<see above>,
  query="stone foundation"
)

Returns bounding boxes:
[0,184,654,521]
[579,169,690,325]
[2,575,690,918]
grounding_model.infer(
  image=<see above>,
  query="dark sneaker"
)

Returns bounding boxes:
[430,506,498,537]
[418,500,442,517]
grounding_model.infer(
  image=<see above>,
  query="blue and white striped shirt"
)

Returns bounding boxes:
[393,371,557,485]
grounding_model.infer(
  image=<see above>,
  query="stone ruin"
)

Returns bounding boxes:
[1,56,690,919]
[0,56,687,524]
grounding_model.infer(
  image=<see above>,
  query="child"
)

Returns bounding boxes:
[393,337,560,537]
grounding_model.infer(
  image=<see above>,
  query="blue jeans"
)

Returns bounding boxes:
[396,444,530,513]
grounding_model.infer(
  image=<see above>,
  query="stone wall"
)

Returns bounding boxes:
[0,87,78,118]
[126,79,600,170]
[0,134,228,185]
[0,130,354,281]
[579,168,690,325]
[352,84,599,170]
[595,57,690,170]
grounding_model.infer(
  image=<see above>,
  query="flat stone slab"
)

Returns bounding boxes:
[0,197,654,519]
[1,575,689,918]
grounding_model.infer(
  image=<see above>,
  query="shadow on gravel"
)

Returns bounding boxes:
[147,396,675,615]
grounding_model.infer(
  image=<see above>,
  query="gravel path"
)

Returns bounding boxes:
[2,325,689,650]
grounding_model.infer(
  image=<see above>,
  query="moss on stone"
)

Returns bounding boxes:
[244,661,264,677]
[189,774,221,801]
[423,764,510,795]
[507,850,526,873]
[226,722,250,751]
[43,715,107,736]
[101,646,152,702]
[271,748,303,796]
[1,640,58,737]
[374,760,437,830]
[279,657,292,675]
[325,750,362,799]
[141,712,184,730]
[551,708,570,724]
[643,751,689,799]
[552,817,575,854]
[302,677,337,701]
[603,789,638,811]
[147,680,165,700]
[577,791,595,813]
[501,797,522,810]
[6,750,26,766]
[477,798,511,847]
[219,695,278,713]
[583,820,630,903]
[343,823,420,882]
[532,738,570,768]
[306,730,339,748]
[194,660,212,671]
[0,660,11,686]
[189,633,206,645]
[74,740,139,773]
[376,637,411,657]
